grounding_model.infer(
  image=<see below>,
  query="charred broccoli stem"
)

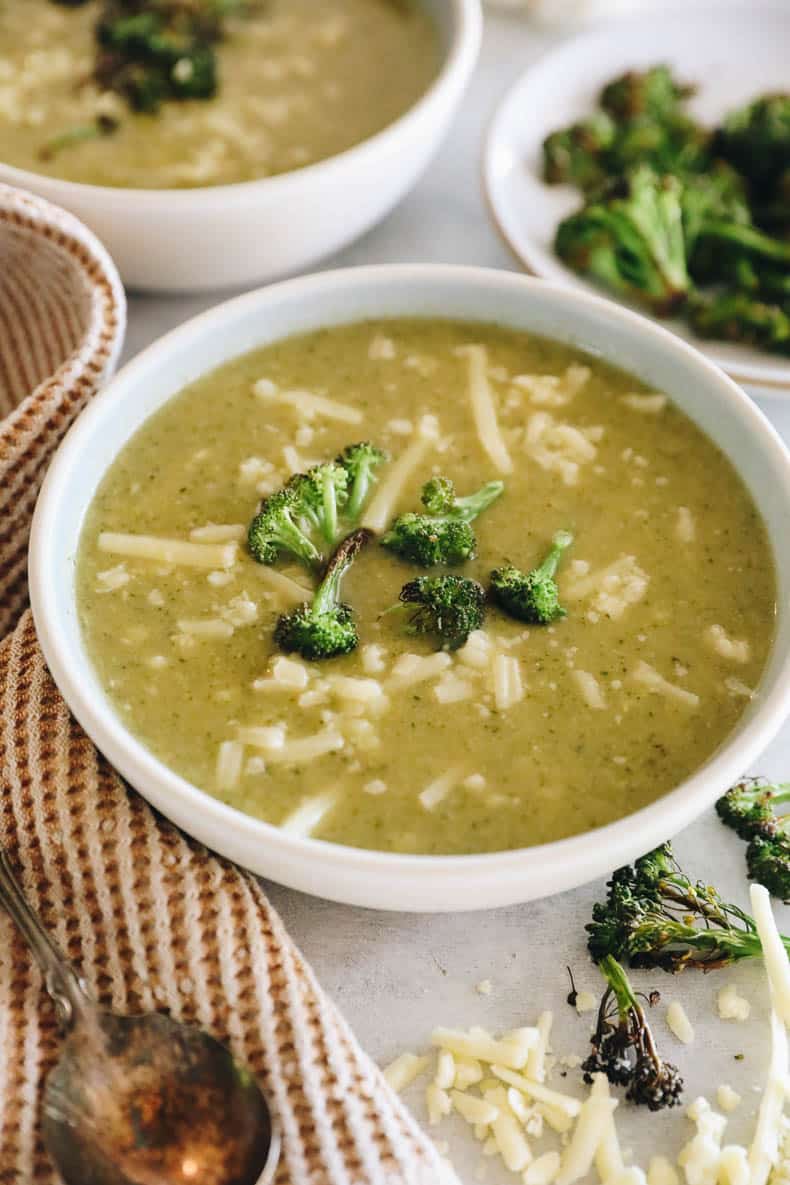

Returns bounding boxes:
[273,529,371,661]
[490,530,573,625]
[38,114,120,161]
[382,477,504,568]
[583,955,683,1110]
[586,841,790,970]
[395,574,486,651]
[716,778,790,901]
[555,167,689,315]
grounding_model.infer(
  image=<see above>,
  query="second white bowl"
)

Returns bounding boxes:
[0,0,480,293]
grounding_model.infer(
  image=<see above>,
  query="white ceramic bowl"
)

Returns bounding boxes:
[0,0,480,293]
[29,265,790,912]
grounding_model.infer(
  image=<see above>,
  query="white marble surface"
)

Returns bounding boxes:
[122,13,789,1182]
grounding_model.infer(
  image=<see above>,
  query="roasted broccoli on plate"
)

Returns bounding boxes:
[543,64,790,357]
[555,167,689,315]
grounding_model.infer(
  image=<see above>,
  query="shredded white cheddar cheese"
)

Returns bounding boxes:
[253,380,363,425]
[751,884,790,1026]
[555,1074,618,1185]
[456,344,513,474]
[383,1052,430,1093]
[647,1156,679,1185]
[280,789,336,837]
[98,532,237,570]
[189,523,246,543]
[572,670,607,711]
[631,662,700,709]
[718,984,751,1022]
[667,1001,695,1045]
[363,413,440,532]
[215,740,244,792]
[431,1028,536,1071]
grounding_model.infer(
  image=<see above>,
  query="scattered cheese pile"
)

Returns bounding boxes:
[382,889,789,1185]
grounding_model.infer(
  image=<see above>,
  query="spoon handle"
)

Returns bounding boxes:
[0,848,90,1029]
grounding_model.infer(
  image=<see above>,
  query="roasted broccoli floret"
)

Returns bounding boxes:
[249,446,388,568]
[396,575,486,651]
[687,290,790,355]
[716,777,790,839]
[600,65,694,123]
[248,486,324,570]
[587,841,790,970]
[289,463,350,546]
[543,113,616,189]
[382,478,504,567]
[336,442,389,521]
[555,167,689,315]
[717,93,790,194]
[95,1,224,113]
[716,778,790,901]
[747,833,790,903]
[607,113,711,179]
[583,955,683,1110]
[490,530,573,625]
[273,529,371,660]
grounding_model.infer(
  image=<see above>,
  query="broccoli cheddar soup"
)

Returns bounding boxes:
[0,1,438,189]
[77,320,776,856]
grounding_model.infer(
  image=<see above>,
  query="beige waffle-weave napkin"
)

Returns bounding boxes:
[0,186,457,1185]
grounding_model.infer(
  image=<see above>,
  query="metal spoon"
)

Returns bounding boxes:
[0,848,280,1185]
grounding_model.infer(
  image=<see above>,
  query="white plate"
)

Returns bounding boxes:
[483,0,790,397]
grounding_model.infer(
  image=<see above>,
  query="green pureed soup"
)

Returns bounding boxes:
[0,1,438,188]
[77,319,776,855]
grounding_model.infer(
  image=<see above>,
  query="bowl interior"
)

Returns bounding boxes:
[29,267,790,910]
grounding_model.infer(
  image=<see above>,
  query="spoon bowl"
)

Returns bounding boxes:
[0,849,279,1185]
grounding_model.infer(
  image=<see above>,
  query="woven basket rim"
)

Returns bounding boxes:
[0,183,126,441]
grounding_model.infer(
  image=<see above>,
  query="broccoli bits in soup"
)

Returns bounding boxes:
[77,318,776,855]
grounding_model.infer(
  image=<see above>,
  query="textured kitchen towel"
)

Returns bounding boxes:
[0,186,456,1185]
[0,614,456,1185]
[0,183,125,641]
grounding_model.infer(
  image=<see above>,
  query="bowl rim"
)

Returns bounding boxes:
[480,0,790,396]
[28,264,790,908]
[0,0,481,206]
